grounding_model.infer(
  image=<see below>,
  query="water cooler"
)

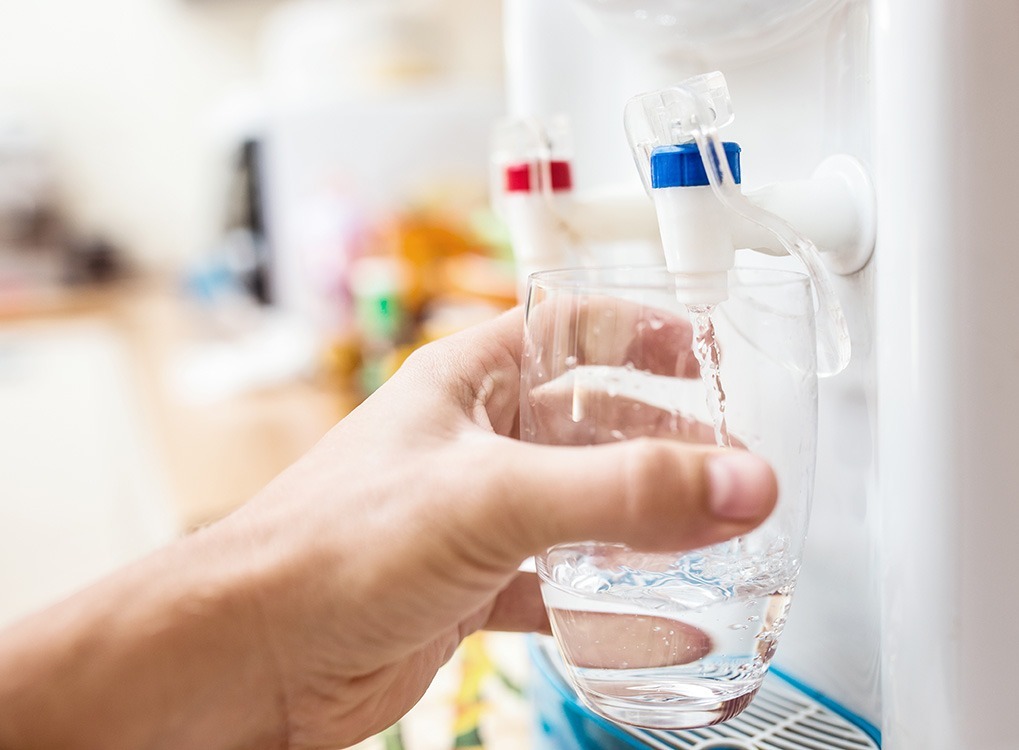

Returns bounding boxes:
[501,2,1019,748]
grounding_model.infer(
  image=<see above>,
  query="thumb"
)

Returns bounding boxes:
[477,438,777,563]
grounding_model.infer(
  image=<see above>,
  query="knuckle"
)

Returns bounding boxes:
[400,340,444,373]
[621,439,704,539]
[623,439,678,509]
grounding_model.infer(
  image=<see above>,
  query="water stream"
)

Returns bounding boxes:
[687,304,730,449]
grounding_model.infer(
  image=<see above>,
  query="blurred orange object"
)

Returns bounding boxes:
[384,210,480,313]
[340,205,513,397]
[439,253,516,308]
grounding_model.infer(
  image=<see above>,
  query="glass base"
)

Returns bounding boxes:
[575,680,761,730]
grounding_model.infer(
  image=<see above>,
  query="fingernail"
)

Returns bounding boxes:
[706,452,776,520]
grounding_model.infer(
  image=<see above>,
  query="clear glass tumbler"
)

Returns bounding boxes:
[522,266,818,730]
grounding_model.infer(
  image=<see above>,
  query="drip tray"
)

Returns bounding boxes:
[530,638,880,750]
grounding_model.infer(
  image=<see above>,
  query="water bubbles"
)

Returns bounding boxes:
[729,623,750,631]
[688,306,730,447]
[610,429,626,441]
[648,315,665,331]
[668,413,680,433]
[564,355,578,369]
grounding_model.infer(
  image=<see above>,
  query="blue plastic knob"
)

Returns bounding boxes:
[650,142,741,188]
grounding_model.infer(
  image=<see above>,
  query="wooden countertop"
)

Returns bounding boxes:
[1,280,356,530]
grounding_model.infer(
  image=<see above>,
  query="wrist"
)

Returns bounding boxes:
[0,523,287,750]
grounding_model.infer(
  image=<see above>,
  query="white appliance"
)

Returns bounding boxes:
[502,1,1019,748]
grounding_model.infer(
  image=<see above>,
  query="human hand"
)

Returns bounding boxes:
[222,305,776,748]
[0,306,776,750]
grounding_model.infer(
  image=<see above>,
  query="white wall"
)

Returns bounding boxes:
[0,0,502,270]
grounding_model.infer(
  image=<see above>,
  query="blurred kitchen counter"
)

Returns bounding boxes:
[1,280,357,530]
[129,292,358,529]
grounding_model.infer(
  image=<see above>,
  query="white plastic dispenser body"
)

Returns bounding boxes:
[505,3,1019,746]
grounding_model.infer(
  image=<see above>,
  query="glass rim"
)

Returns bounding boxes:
[526,265,811,293]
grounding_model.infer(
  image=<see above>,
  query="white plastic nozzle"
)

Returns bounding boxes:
[645,139,743,304]
[652,183,734,304]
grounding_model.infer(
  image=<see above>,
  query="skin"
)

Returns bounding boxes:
[0,307,777,750]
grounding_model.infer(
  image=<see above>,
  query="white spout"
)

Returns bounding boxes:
[653,185,733,304]
[649,142,742,305]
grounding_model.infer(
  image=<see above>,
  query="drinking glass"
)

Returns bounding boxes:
[522,266,817,730]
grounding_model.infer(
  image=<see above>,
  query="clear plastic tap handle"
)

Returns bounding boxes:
[624,71,733,195]
[623,72,851,377]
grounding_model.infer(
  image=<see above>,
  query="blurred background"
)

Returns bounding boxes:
[0,2,527,744]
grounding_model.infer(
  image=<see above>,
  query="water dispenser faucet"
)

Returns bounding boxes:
[491,116,577,300]
[624,72,869,376]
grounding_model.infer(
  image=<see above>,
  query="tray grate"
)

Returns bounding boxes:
[533,639,880,750]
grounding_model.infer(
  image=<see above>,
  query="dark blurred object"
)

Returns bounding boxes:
[217,137,271,306]
[0,104,131,316]
[63,237,127,285]
[0,106,53,247]
[181,136,274,336]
